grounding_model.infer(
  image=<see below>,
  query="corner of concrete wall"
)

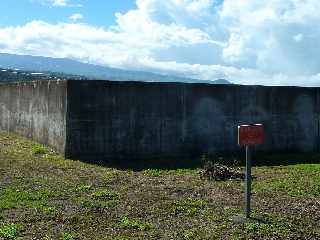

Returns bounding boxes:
[62,80,69,159]
[0,80,69,155]
[64,80,71,159]
[64,80,79,159]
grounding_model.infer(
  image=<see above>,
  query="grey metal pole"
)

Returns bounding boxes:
[245,145,252,218]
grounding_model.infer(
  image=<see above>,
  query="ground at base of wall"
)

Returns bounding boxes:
[0,132,319,240]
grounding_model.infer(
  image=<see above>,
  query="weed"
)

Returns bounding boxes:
[91,190,119,200]
[76,184,92,192]
[43,206,56,215]
[31,143,48,154]
[103,171,121,182]
[62,233,74,240]
[0,223,19,239]
[168,168,198,175]
[143,169,163,177]
[81,200,116,209]
[169,198,206,216]
[143,168,197,177]
[119,216,152,231]
[0,188,56,210]
[243,222,290,238]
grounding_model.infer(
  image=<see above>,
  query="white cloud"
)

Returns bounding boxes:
[50,0,68,6]
[69,13,83,21]
[219,0,320,76]
[293,34,303,42]
[33,0,82,7]
[1,0,320,86]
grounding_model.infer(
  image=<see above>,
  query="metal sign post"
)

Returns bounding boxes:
[245,145,251,218]
[238,124,264,219]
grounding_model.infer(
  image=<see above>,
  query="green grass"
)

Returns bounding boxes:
[254,166,320,197]
[0,131,319,239]
[0,223,19,239]
[143,168,197,177]
[31,143,48,154]
[169,198,206,216]
[62,233,74,240]
[143,169,164,177]
[119,216,153,231]
[91,190,119,200]
[0,188,57,210]
[76,184,92,192]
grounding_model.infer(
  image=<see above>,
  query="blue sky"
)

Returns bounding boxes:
[0,0,136,27]
[0,0,319,86]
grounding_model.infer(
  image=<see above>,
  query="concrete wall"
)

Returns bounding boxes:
[1,79,319,167]
[0,80,67,153]
[66,80,320,166]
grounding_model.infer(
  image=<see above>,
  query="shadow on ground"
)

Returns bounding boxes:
[73,152,320,171]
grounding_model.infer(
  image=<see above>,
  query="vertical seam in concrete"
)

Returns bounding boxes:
[315,88,320,152]
[64,80,69,158]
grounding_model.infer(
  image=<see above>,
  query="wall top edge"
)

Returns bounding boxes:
[0,79,319,90]
[0,79,67,86]
[67,79,320,90]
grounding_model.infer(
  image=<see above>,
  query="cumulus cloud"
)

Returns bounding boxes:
[1,0,320,86]
[220,0,320,76]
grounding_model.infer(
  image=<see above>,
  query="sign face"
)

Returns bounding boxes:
[238,124,264,146]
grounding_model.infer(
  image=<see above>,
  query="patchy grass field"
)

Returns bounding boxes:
[0,132,319,239]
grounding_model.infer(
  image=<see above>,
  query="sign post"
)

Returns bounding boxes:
[238,124,264,219]
[245,145,251,218]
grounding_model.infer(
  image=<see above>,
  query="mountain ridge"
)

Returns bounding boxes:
[0,53,232,84]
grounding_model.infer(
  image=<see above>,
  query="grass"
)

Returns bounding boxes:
[169,198,206,216]
[0,224,19,239]
[0,188,57,210]
[62,233,75,240]
[253,166,320,197]
[76,184,92,192]
[91,190,119,200]
[119,216,153,231]
[0,131,319,239]
[31,143,48,154]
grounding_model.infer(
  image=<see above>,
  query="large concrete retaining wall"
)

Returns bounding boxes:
[1,79,319,167]
[0,80,67,153]
[65,80,320,166]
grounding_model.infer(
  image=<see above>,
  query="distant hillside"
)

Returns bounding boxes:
[0,68,86,83]
[0,53,232,84]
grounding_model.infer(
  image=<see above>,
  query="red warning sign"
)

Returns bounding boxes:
[238,124,264,146]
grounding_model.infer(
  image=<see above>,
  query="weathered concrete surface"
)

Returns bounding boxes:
[66,81,320,166]
[0,80,67,153]
[1,79,319,167]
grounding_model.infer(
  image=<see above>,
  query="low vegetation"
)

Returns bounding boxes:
[31,143,48,155]
[0,132,319,239]
[0,223,19,239]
